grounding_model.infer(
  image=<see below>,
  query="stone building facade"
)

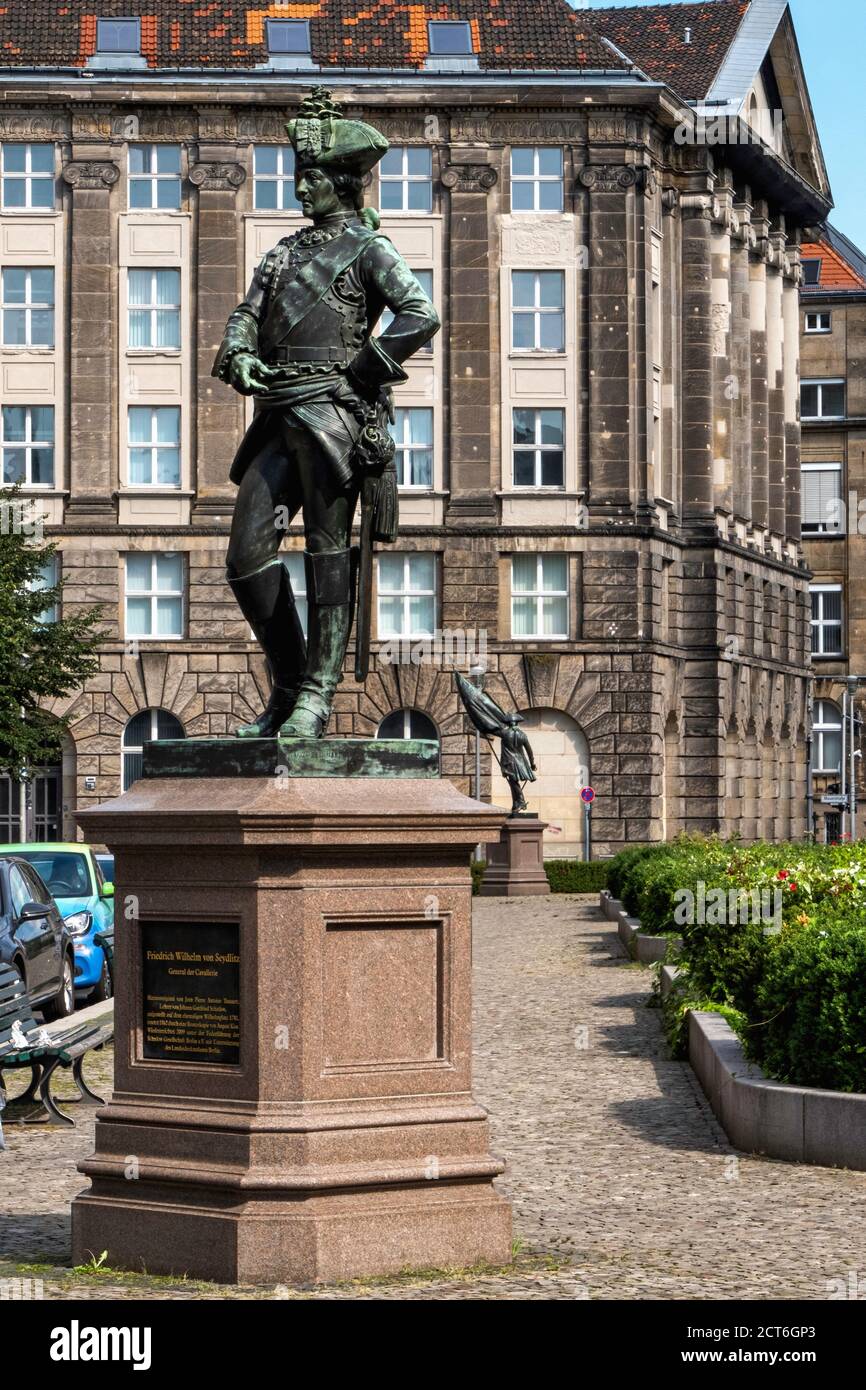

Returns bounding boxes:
[799,225,866,841]
[0,0,831,856]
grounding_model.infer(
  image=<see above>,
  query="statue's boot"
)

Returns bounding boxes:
[228,562,307,738]
[279,549,353,740]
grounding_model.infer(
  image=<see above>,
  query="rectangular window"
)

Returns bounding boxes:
[377,553,436,637]
[128,406,181,487]
[1,144,55,211]
[805,311,831,334]
[391,408,433,489]
[129,145,182,211]
[812,701,842,774]
[810,584,843,656]
[28,554,58,624]
[511,554,568,638]
[97,17,141,52]
[128,268,181,349]
[802,463,842,534]
[253,145,302,211]
[510,147,563,213]
[379,267,433,350]
[801,379,845,420]
[511,270,565,352]
[125,553,184,639]
[283,552,308,637]
[801,259,821,286]
[379,146,432,214]
[1,267,54,347]
[266,18,311,53]
[1,405,54,486]
[428,20,473,54]
[512,408,564,488]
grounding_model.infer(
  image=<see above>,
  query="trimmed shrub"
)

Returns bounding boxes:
[470,860,486,895]
[544,859,609,894]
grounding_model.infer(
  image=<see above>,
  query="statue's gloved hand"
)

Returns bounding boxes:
[229,353,279,396]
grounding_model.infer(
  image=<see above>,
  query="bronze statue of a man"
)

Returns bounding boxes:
[213,89,440,739]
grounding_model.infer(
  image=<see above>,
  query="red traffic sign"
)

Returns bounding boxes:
[580,787,595,804]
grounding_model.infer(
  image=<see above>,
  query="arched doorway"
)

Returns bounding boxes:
[122,709,185,792]
[489,707,589,859]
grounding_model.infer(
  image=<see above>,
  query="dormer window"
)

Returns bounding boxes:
[427,21,473,56]
[266,19,311,55]
[802,258,822,287]
[96,18,141,54]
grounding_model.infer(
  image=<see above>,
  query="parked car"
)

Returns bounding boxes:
[0,844,114,1004]
[95,852,115,886]
[0,855,74,1019]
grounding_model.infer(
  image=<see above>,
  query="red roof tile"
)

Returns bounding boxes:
[593,0,750,101]
[801,241,866,293]
[0,0,629,71]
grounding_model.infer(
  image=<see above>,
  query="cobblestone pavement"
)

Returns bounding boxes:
[2,895,864,1300]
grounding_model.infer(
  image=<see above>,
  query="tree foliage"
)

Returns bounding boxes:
[0,490,103,776]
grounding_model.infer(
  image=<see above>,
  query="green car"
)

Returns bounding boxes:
[0,843,115,1003]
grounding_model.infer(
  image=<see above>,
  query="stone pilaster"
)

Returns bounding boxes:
[767,219,787,536]
[61,149,120,523]
[582,161,638,517]
[731,194,754,522]
[190,145,247,524]
[749,201,771,530]
[443,149,500,524]
[679,192,715,528]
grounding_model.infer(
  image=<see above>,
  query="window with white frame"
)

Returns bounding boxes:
[810,584,843,656]
[801,463,843,534]
[379,267,433,350]
[253,145,302,211]
[1,405,54,486]
[511,554,568,638]
[379,146,432,214]
[283,552,307,637]
[0,144,54,211]
[96,17,141,52]
[1,267,54,347]
[812,699,842,773]
[805,311,831,334]
[27,554,58,624]
[125,553,184,638]
[129,145,182,211]
[391,408,433,489]
[801,379,845,420]
[128,268,181,349]
[122,708,185,792]
[377,553,436,637]
[128,406,181,487]
[801,258,821,286]
[266,18,311,54]
[512,408,564,488]
[510,147,563,213]
[511,270,565,352]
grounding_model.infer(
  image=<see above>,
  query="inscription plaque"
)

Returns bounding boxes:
[141,920,240,1065]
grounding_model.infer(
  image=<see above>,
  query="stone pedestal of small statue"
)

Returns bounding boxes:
[479,813,551,897]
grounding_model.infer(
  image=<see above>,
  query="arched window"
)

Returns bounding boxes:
[122,708,185,791]
[812,700,842,774]
[377,708,438,742]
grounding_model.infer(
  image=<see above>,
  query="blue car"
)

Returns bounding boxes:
[0,843,114,1003]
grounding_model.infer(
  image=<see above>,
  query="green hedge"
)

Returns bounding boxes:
[621,836,866,1093]
[470,858,609,895]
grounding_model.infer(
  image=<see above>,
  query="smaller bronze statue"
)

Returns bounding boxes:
[455,672,537,815]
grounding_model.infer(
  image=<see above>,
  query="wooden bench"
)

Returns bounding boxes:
[0,962,114,1127]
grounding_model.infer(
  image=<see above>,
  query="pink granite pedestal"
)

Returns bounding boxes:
[479,816,551,897]
[71,774,512,1285]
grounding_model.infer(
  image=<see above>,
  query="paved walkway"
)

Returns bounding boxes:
[2,896,865,1299]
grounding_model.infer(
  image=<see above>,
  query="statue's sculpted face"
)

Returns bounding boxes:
[295,165,352,222]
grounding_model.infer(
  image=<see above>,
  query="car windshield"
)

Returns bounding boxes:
[12,851,91,899]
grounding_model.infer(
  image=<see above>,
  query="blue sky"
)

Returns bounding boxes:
[575,1,866,248]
